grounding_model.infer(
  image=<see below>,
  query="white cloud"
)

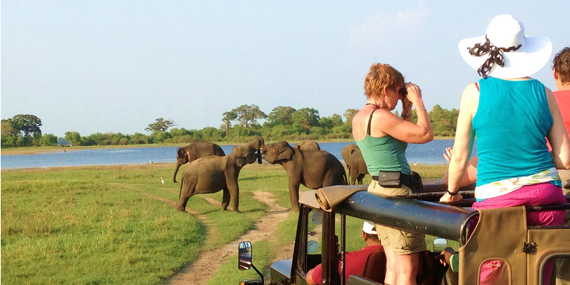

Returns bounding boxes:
[350,5,430,48]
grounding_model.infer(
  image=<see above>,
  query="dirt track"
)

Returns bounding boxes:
[142,191,293,285]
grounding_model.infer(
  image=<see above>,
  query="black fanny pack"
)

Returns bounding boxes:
[373,171,423,193]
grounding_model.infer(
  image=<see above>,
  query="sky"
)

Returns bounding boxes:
[2,1,569,138]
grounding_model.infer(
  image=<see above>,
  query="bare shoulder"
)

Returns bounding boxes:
[459,83,480,115]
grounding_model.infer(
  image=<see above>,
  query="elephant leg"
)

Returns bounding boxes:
[350,170,357,185]
[357,174,364,185]
[288,180,300,211]
[221,188,230,211]
[229,187,240,212]
[176,179,196,212]
[225,176,241,212]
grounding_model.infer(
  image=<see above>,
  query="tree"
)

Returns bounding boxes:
[65,131,82,146]
[330,114,344,128]
[319,114,344,131]
[131,132,149,144]
[1,119,16,135]
[1,119,18,147]
[145,118,176,133]
[343,109,358,124]
[39,134,58,146]
[231,105,267,128]
[292,108,320,133]
[11,114,42,137]
[429,105,457,136]
[266,106,296,127]
[222,111,237,137]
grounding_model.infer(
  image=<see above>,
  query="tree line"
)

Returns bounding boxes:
[1,104,458,148]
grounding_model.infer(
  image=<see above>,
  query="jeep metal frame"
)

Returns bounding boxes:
[269,184,570,285]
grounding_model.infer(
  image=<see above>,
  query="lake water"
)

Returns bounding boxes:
[1,140,476,170]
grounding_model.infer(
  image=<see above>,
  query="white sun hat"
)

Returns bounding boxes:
[362,221,377,235]
[458,14,552,78]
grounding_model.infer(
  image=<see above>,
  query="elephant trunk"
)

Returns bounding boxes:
[178,178,183,200]
[173,160,182,183]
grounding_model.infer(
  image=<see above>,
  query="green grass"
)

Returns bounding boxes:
[1,163,449,284]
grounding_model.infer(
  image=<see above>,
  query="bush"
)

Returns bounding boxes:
[39,134,58,146]
[325,133,351,140]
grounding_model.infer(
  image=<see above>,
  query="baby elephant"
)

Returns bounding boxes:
[173,141,225,183]
[294,140,321,151]
[341,144,369,185]
[261,141,347,211]
[176,143,259,212]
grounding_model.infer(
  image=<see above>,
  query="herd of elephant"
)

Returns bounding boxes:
[173,137,369,213]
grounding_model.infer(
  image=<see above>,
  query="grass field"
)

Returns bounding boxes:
[1,162,452,284]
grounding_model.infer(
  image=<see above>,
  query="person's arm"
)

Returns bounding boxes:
[546,87,570,169]
[443,147,478,187]
[374,83,434,144]
[439,248,459,272]
[440,83,478,203]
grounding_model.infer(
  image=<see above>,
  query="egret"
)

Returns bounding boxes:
[160,177,165,184]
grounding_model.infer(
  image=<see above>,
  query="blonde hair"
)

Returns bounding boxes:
[364,63,405,100]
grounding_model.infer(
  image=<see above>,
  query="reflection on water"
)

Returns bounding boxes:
[1,140,474,170]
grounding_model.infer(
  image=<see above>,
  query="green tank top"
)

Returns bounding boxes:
[355,109,410,175]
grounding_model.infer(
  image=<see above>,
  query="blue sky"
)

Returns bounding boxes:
[2,1,569,137]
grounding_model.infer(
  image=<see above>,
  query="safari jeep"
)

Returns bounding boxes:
[238,182,570,285]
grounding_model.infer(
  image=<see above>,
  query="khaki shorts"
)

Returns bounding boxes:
[368,180,426,254]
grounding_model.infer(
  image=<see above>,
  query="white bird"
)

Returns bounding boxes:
[160,177,164,184]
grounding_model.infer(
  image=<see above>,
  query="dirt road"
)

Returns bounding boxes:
[142,190,293,284]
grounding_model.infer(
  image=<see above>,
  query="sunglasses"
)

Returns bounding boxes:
[398,87,408,97]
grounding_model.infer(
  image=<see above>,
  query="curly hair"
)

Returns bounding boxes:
[364,63,405,100]
[553,47,570,84]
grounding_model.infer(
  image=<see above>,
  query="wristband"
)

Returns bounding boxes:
[447,190,459,196]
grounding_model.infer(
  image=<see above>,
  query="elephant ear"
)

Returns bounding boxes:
[277,145,293,161]
[188,149,196,161]
[177,147,186,159]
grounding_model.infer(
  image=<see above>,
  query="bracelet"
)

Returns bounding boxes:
[447,190,459,196]
[415,108,427,111]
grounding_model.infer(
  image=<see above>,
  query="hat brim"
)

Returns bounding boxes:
[458,35,552,78]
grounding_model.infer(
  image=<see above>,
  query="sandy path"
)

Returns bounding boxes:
[143,191,291,285]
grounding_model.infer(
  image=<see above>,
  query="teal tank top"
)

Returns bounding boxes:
[472,77,555,186]
[355,109,411,176]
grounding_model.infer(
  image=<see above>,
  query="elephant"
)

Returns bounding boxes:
[261,141,347,211]
[341,144,370,185]
[294,140,321,150]
[341,144,358,178]
[176,143,260,212]
[345,145,369,185]
[173,141,225,183]
[248,136,265,164]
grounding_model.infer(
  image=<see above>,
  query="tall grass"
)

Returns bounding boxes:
[1,163,448,284]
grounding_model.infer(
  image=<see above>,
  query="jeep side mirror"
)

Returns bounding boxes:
[238,241,253,270]
[238,241,264,285]
[433,238,448,252]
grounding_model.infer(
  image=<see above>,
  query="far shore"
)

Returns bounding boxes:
[1,136,455,156]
